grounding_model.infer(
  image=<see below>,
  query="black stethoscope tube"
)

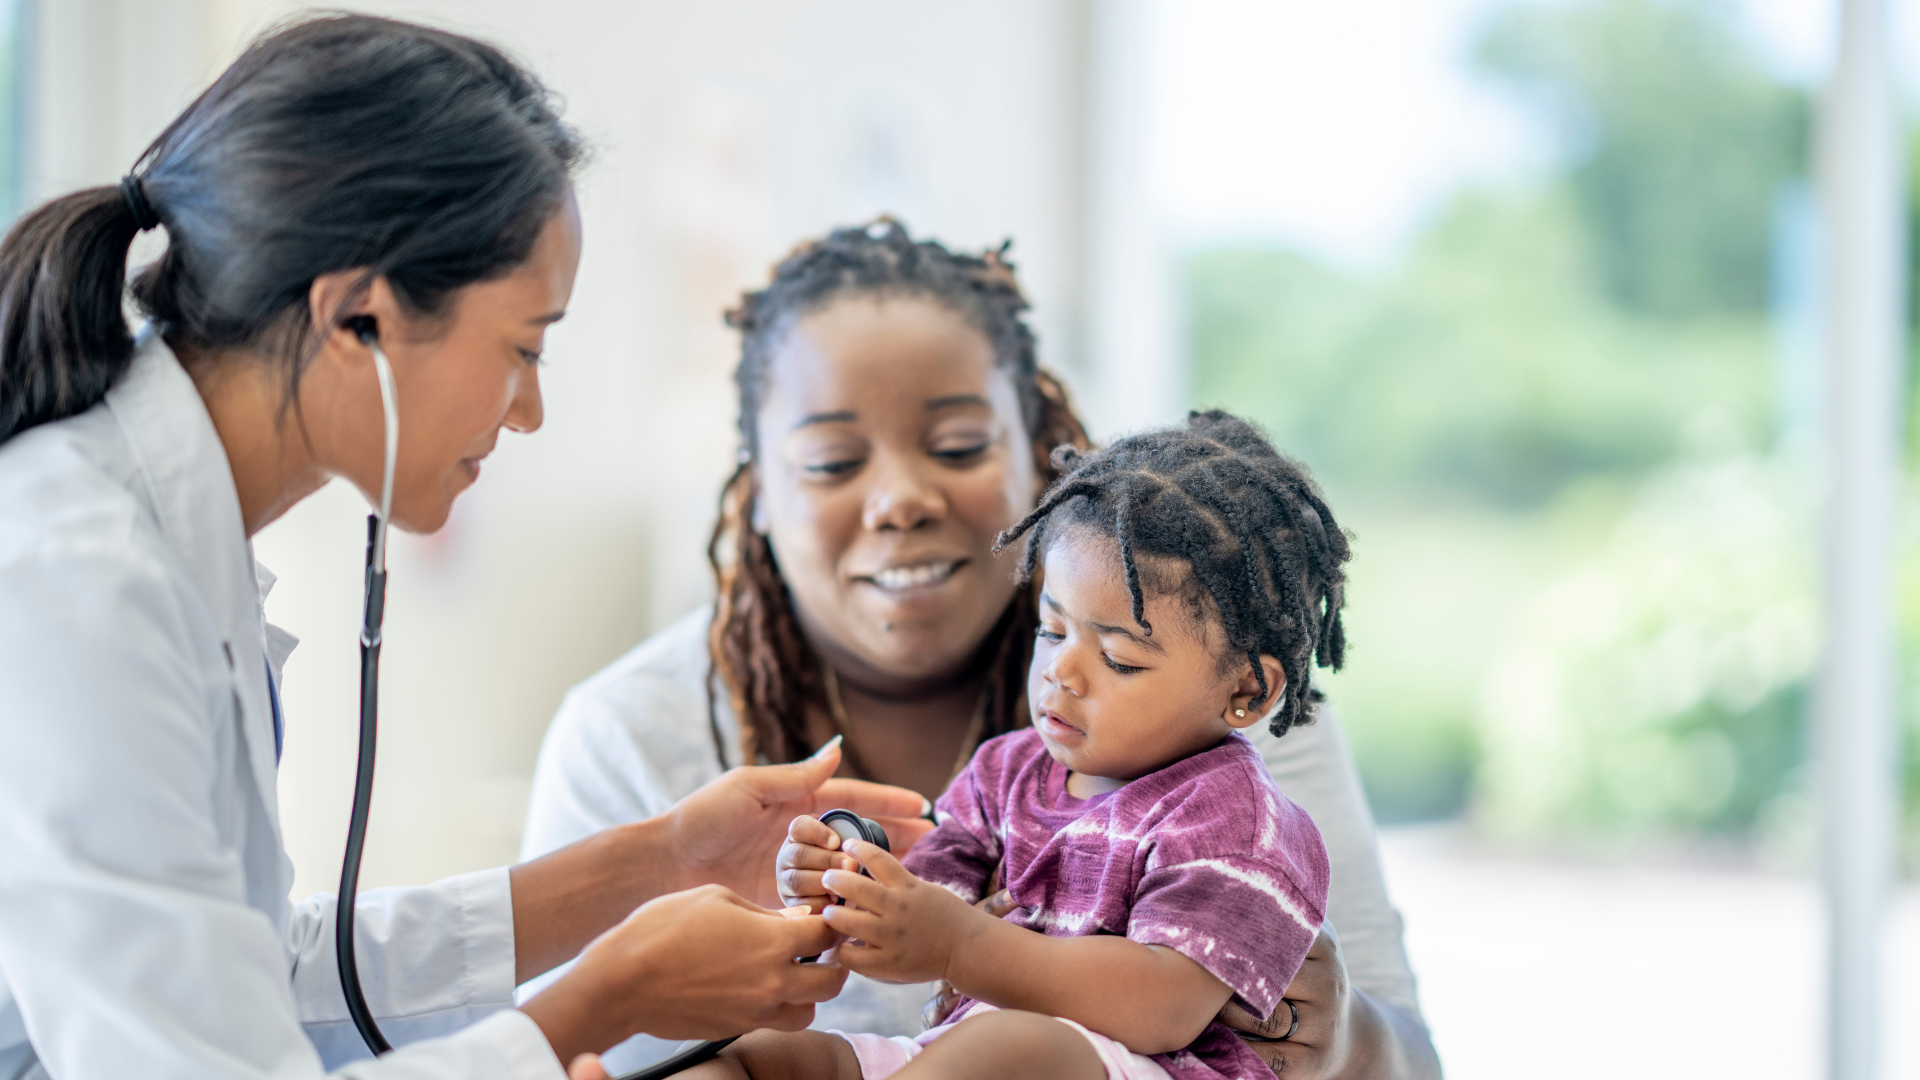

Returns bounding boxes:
[339,514,393,1056]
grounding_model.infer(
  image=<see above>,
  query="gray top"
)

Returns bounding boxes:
[520,608,1421,1072]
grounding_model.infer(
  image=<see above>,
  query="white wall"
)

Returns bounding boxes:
[26,0,1093,896]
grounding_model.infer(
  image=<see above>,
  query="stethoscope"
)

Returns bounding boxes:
[327,319,893,1079]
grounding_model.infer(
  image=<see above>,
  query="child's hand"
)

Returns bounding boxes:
[819,839,983,986]
[775,814,862,914]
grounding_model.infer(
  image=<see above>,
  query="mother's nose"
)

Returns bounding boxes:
[860,458,947,532]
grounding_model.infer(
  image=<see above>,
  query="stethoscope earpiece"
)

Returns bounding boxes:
[344,313,378,346]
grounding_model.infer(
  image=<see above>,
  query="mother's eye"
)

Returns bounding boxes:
[930,443,989,463]
[804,458,864,476]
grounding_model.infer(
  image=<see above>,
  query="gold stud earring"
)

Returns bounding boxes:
[1234,708,1247,718]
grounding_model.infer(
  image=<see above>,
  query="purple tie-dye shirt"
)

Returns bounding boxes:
[903,727,1330,1080]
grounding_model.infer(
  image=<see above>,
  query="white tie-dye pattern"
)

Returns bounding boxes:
[1152,857,1321,936]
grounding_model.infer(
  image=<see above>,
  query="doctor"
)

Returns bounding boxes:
[0,15,926,1080]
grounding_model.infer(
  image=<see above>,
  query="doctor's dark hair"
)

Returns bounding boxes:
[995,410,1352,737]
[707,219,1090,771]
[0,14,583,446]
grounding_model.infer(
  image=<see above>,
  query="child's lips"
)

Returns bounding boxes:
[1039,711,1084,741]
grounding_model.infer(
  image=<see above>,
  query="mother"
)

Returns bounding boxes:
[524,222,1440,1079]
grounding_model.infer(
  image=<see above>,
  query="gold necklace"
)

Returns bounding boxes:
[821,662,988,787]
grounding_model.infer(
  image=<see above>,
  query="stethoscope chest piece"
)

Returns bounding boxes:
[817,808,889,902]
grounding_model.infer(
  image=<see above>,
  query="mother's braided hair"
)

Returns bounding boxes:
[706,218,1090,769]
[994,410,1351,737]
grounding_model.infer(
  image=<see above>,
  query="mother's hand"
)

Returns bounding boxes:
[1218,929,1440,1080]
[664,737,934,908]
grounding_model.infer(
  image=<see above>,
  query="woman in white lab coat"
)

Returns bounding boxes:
[0,15,925,1080]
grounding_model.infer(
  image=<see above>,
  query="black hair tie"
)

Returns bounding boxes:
[120,175,160,232]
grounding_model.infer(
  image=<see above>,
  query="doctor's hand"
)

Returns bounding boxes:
[521,885,844,1066]
[664,736,934,909]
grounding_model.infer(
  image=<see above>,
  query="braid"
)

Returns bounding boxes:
[708,218,1090,767]
[995,410,1352,737]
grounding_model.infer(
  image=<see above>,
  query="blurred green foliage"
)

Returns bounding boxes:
[1475,0,1808,318]
[1183,0,1898,841]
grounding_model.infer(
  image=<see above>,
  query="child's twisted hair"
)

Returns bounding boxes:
[707,218,1090,768]
[995,410,1351,737]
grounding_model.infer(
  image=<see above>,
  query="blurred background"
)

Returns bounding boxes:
[8,0,1916,1076]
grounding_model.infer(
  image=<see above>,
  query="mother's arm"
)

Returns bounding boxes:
[1225,709,1442,1079]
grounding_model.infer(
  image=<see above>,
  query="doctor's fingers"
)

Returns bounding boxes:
[773,908,845,958]
[810,778,931,824]
[775,956,854,1006]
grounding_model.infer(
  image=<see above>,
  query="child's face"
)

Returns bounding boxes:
[1028,529,1270,786]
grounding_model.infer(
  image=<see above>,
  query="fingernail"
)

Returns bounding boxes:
[812,735,843,759]
[920,796,934,817]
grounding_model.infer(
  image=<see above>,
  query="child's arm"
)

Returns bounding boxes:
[822,840,1233,1056]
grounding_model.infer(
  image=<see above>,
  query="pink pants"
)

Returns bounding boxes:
[829,1003,1173,1080]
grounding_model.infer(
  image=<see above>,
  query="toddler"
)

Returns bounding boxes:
[695,410,1350,1080]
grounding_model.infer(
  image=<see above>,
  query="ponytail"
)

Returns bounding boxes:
[0,186,146,444]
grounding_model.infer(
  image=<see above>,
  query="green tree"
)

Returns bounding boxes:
[1476,0,1809,318]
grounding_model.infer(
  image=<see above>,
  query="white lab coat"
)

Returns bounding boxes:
[0,335,565,1080]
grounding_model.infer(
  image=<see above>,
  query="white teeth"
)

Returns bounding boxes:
[868,562,960,591]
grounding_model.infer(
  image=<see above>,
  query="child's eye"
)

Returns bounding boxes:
[517,347,545,366]
[1102,655,1144,675]
[1035,628,1064,643]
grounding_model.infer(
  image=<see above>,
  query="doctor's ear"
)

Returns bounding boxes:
[307,271,403,358]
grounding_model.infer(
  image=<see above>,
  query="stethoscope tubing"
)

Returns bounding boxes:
[338,330,397,1057]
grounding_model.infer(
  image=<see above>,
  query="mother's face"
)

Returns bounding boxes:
[753,295,1040,687]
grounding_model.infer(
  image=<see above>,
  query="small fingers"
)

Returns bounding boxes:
[786,814,841,850]
[841,839,913,887]
[821,867,890,910]
[819,903,885,943]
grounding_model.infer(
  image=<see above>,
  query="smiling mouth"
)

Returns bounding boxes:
[860,560,963,593]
